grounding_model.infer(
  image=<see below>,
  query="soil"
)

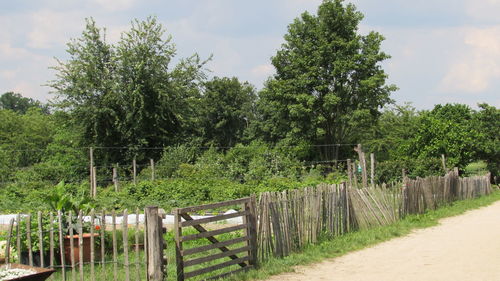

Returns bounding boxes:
[267,200,500,281]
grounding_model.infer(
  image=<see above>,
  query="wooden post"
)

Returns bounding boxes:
[93,166,97,198]
[112,211,118,281]
[57,211,66,281]
[347,159,352,187]
[248,194,258,266]
[49,212,54,271]
[113,167,118,192]
[145,206,164,281]
[150,159,155,181]
[37,211,44,268]
[90,209,96,281]
[133,158,137,186]
[90,147,94,197]
[101,210,106,281]
[441,154,447,173]
[135,209,141,281]
[173,208,184,281]
[352,162,358,188]
[354,144,368,187]
[5,218,14,264]
[27,214,33,267]
[68,211,76,281]
[16,214,21,264]
[78,211,84,281]
[123,209,130,281]
[370,153,375,187]
[402,168,406,180]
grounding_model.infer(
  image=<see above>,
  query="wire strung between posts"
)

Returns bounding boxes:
[0,143,360,153]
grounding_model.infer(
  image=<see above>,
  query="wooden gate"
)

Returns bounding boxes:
[173,196,257,281]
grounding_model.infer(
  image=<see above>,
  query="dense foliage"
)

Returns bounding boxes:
[0,0,498,213]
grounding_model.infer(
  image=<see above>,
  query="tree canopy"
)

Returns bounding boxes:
[50,17,208,164]
[0,92,48,114]
[255,0,396,160]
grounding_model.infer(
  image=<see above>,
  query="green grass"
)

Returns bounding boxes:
[224,189,500,281]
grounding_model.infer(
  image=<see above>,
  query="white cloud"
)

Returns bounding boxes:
[250,64,274,78]
[90,0,137,12]
[465,0,500,22]
[439,26,500,93]
[27,9,84,49]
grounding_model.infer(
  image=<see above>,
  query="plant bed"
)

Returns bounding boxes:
[0,263,54,281]
[63,233,99,265]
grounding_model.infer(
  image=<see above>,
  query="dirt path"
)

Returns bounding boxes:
[267,200,500,281]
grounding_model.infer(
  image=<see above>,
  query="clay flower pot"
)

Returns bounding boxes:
[63,233,99,265]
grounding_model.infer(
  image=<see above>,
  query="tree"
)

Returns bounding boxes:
[404,104,482,169]
[255,0,396,160]
[0,109,55,183]
[50,17,208,164]
[363,103,419,161]
[473,103,499,176]
[198,77,257,148]
[0,92,48,114]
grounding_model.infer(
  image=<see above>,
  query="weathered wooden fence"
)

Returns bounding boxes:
[1,208,158,281]
[402,172,492,216]
[1,172,493,280]
[257,185,350,259]
[173,196,257,281]
[256,171,492,262]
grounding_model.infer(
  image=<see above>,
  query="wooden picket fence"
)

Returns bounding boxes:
[1,208,158,281]
[257,185,350,259]
[0,172,493,280]
[256,171,492,262]
[402,172,492,216]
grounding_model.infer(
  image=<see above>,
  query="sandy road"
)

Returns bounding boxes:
[267,200,500,281]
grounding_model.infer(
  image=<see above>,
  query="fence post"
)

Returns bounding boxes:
[370,153,375,187]
[113,165,119,192]
[347,159,352,187]
[174,208,184,281]
[133,158,137,186]
[89,147,94,197]
[354,144,368,187]
[145,206,165,281]
[247,194,258,267]
[441,154,447,173]
[93,166,97,197]
[150,159,155,181]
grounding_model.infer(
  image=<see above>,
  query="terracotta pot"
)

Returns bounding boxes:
[63,233,99,265]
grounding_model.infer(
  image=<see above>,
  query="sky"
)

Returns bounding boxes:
[0,0,499,109]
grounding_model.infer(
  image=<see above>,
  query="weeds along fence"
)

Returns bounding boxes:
[0,208,156,281]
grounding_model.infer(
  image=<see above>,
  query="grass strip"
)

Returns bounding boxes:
[226,189,500,281]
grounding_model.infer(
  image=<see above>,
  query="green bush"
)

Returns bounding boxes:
[464,161,489,176]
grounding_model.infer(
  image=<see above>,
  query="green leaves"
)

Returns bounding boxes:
[50,17,209,165]
[256,0,395,160]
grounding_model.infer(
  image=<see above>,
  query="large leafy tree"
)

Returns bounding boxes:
[256,0,396,160]
[199,77,257,148]
[403,104,482,169]
[0,92,48,114]
[0,109,55,183]
[471,103,499,175]
[50,17,207,164]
